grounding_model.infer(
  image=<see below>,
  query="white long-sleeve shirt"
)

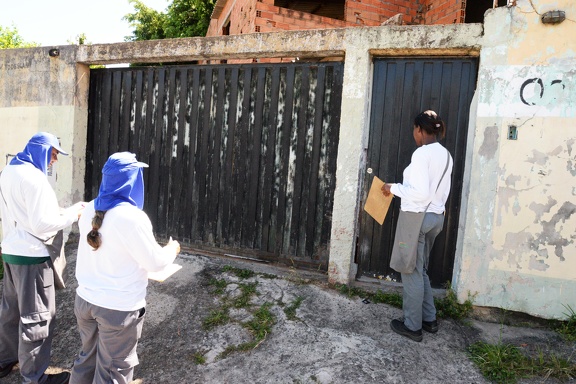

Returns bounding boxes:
[389,142,453,214]
[75,201,177,311]
[0,163,77,257]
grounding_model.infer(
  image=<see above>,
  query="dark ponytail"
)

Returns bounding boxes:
[87,210,106,250]
[414,110,446,139]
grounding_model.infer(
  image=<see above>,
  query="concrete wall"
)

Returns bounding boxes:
[1,0,574,320]
[0,46,88,209]
[454,0,576,320]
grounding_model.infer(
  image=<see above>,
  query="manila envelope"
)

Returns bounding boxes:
[363,176,393,225]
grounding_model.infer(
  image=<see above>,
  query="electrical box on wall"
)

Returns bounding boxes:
[508,125,518,140]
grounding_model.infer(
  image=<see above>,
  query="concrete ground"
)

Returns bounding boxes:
[1,237,574,384]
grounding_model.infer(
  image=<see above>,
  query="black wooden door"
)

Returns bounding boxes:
[357,57,478,288]
[86,62,343,269]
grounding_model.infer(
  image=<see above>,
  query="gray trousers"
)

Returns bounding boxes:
[401,212,444,332]
[70,294,145,384]
[0,261,56,384]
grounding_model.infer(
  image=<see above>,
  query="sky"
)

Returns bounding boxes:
[0,0,170,46]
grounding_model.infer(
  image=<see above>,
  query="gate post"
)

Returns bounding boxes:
[327,38,372,285]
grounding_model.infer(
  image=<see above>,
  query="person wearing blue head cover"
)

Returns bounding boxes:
[0,132,85,384]
[71,152,180,384]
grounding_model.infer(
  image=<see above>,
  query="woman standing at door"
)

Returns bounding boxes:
[381,110,453,342]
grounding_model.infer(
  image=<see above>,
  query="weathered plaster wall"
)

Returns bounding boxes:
[0,46,89,212]
[454,0,576,319]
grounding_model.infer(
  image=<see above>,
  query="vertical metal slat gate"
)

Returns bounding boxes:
[357,57,478,287]
[86,62,343,269]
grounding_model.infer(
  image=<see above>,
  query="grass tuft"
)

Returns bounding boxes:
[284,296,304,321]
[434,283,475,321]
[208,278,228,295]
[372,290,403,308]
[222,265,255,279]
[191,351,206,365]
[202,308,230,330]
[333,283,403,309]
[244,302,275,340]
[468,341,529,384]
[232,282,258,308]
[217,302,276,360]
[468,341,576,383]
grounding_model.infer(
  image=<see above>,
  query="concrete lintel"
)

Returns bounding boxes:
[75,24,483,65]
[77,30,348,65]
[369,48,481,57]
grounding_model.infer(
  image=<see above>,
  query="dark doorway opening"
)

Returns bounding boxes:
[466,0,509,23]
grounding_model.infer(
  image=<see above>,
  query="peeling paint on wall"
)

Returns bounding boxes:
[478,125,499,159]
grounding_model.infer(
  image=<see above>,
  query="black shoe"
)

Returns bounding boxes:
[0,361,18,379]
[390,319,423,342]
[422,319,438,333]
[45,371,71,384]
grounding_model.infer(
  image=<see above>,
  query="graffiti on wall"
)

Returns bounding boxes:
[520,77,566,106]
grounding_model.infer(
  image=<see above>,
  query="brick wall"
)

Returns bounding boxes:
[207,0,257,36]
[344,0,420,26]
[425,0,466,24]
[254,2,348,33]
[207,0,466,37]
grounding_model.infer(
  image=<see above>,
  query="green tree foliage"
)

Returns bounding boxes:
[124,0,215,41]
[0,25,39,49]
[67,33,90,45]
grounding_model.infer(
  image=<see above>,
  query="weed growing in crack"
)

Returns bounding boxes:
[332,282,474,320]
[203,267,278,360]
[218,302,276,359]
[202,309,230,330]
[284,296,304,321]
[468,341,576,384]
[259,272,277,279]
[245,302,275,340]
[208,278,228,295]
[222,265,255,279]
[434,283,475,321]
[468,341,529,383]
[191,351,206,365]
[372,290,403,308]
[332,283,402,309]
[232,282,258,308]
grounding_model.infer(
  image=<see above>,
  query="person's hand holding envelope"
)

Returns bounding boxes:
[363,176,394,225]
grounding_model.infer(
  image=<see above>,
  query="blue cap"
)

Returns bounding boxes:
[29,132,69,155]
[102,152,148,175]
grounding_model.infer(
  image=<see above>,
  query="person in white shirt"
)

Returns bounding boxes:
[0,132,84,384]
[70,152,180,384]
[381,110,453,342]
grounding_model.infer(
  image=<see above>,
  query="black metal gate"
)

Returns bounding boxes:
[357,57,478,287]
[86,62,343,269]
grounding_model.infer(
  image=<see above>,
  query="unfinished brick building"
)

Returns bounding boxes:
[207,0,508,37]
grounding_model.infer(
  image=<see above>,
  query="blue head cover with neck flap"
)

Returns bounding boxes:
[94,152,148,211]
[10,132,69,174]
